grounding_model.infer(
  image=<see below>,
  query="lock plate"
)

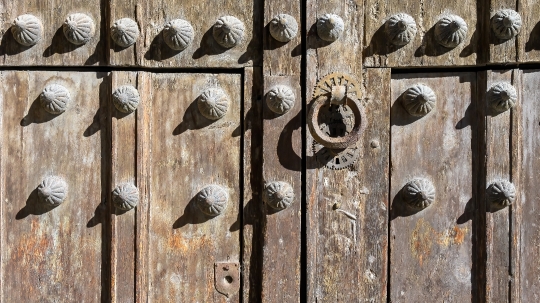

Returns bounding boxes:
[214,262,240,298]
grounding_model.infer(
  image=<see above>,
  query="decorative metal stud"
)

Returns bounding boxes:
[491,9,522,40]
[111,18,140,47]
[112,183,139,211]
[213,16,245,48]
[37,176,68,206]
[162,19,194,51]
[434,14,468,48]
[402,84,436,117]
[196,185,228,216]
[269,14,298,42]
[488,82,518,113]
[12,14,43,46]
[385,13,417,46]
[487,180,516,209]
[263,181,294,210]
[266,85,295,114]
[63,13,95,45]
[401,178,435,210]
[40,84,71,114]
[112,85,140,114]
[198,88,229,120]
[316,14,344,42]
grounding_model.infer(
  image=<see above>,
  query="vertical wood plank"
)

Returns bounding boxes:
[488,2,519,63]
[141,73,242,302]
[517,69,540,302]
[518,1,540,63]
[0,71,109,301]
[261,0,302,301]
[0,1,105,65]
[111,71,138,303]
[242,67,264,303]
[363,0,479,67]
[390,72,477,302]
[482,69,515,303]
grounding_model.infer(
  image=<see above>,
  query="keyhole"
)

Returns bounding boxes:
[224,275,233,283]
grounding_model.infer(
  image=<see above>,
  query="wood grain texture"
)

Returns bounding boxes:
[390,72,477,302]
[136,72,242,302]
[111,71,138,303]
[261,75,302,303]
[517,69,540,302]
[488,2,519,63]
[0,71,109,301]
[0,1,105,65]
[364,0,478,67]
[518,1,540,62]
[242,67,264,303]
[305,68,389,302]
[482,69,518,303]
[109,0,261,68]
[263,0,301,76]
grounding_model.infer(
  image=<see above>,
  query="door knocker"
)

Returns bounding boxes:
[309,73,366,169]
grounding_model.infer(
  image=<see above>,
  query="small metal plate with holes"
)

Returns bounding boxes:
[214,262,240,298]
[312,104,360,170]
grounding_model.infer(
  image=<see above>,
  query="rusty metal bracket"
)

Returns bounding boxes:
[214,262,240,298]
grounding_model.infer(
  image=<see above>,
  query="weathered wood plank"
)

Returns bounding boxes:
[0,1,105,65]
[305,65,389,301]
[139,73,242,302]
[261,75,302,303]
[242,67,263,303]
[518,1,540,63]
[364,0,478,67]
[488,2,519,63]
[482,69,516,303]
[109,0,261,68]
[111,71,138,303]
[517,69,540,302]
[0,71,109,301]
[390,72,477,302]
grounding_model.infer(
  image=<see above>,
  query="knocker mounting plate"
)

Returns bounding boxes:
[308,72,366,163]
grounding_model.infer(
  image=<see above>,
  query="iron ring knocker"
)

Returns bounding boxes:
[307,85,367,150]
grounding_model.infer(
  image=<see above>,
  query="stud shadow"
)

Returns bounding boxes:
[20,96,61,126]
[109,36,132,53]
[173,97,217,136]
[390,93,424,126]
[84,78,110,137]
[389,188,424,221]
[262,23,287,51]
[306,23,332,50]
[43,26,83,57]
[525,21,540,52]
[414,26,454,58]
[87,199,109,227]
[0,27,33,56]
[460,29,478,58]
[363,23,407,58]
[192,27,229,59]
[457,198,475,223]
[173,196,216,229]
[144,30,184,61]
[16,188,59,220]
